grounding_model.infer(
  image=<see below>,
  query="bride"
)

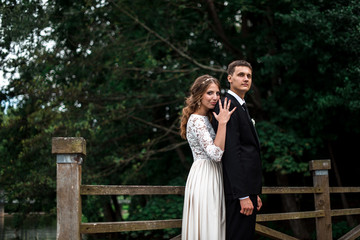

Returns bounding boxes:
[180,75,235,240]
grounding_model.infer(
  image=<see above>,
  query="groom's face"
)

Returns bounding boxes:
[228,66,252,96]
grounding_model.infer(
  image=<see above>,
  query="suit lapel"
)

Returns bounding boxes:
[250,119,261,149]
[225,92,260,149]
[243,103,261,148]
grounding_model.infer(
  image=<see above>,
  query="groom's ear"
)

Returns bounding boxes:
[227,74,232,83]
[227,74,232,88]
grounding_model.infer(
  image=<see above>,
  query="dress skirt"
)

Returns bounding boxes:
[181,159,225,240]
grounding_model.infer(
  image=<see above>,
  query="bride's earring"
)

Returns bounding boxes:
[198,101,201,109]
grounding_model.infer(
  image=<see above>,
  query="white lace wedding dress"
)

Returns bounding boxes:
[181,114,225,240]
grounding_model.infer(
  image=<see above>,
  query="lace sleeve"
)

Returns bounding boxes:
[189,116,224,162]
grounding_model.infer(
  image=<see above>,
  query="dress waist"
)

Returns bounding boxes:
[193,158,221,166]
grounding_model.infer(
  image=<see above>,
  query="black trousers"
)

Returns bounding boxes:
[225,195,258,240]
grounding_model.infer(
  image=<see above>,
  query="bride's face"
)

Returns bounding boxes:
[200,83,220,111]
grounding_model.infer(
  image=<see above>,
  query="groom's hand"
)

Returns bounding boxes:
[239,198,254,216]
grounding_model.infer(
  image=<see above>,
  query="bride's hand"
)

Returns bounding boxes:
[213,98,236,124]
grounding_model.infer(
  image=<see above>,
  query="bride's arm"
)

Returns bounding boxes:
[189,117,223,162]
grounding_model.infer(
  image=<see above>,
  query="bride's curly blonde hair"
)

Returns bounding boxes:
[180,74,220,139]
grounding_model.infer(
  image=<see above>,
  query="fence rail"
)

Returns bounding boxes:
[80,185,185,195]
[52,137,360,240]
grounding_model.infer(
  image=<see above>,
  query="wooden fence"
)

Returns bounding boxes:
[52,137,360,240]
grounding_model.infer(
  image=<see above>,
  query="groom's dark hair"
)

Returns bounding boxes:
[227,60,252,76]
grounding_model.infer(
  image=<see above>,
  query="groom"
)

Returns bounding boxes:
[212,60,262,239]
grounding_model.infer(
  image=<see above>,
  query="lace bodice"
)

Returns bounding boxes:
[186,114,224,162]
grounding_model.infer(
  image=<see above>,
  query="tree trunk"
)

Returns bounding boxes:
[111,195,123,221]
[103,199,116,221]
[327,141,356,226]
[0,189,4,217]
[276,172,311,239]
[0,189,4,240]
[103,198,121,239]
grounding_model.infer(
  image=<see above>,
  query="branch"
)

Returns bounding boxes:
[90,140,187,180]
[120,67,200,73]
[145,141,188,156]
[129,115,179,136]
[141,99,183,109]
[205,0,243,58]
[110,1,226,73]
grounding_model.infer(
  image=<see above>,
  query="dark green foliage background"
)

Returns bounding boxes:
[1,0,359,238]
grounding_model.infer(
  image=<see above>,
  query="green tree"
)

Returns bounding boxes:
[1,0,359,238]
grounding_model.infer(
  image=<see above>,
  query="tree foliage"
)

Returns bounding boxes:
[1,0,359,238]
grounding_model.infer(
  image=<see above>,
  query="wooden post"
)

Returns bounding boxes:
[309,159,332,240]
[52,137,86,240]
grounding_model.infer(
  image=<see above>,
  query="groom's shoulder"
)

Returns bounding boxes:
[224,91,235,99]
[224,92,239,107]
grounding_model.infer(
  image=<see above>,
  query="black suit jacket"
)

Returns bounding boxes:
[212,92,262,199]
